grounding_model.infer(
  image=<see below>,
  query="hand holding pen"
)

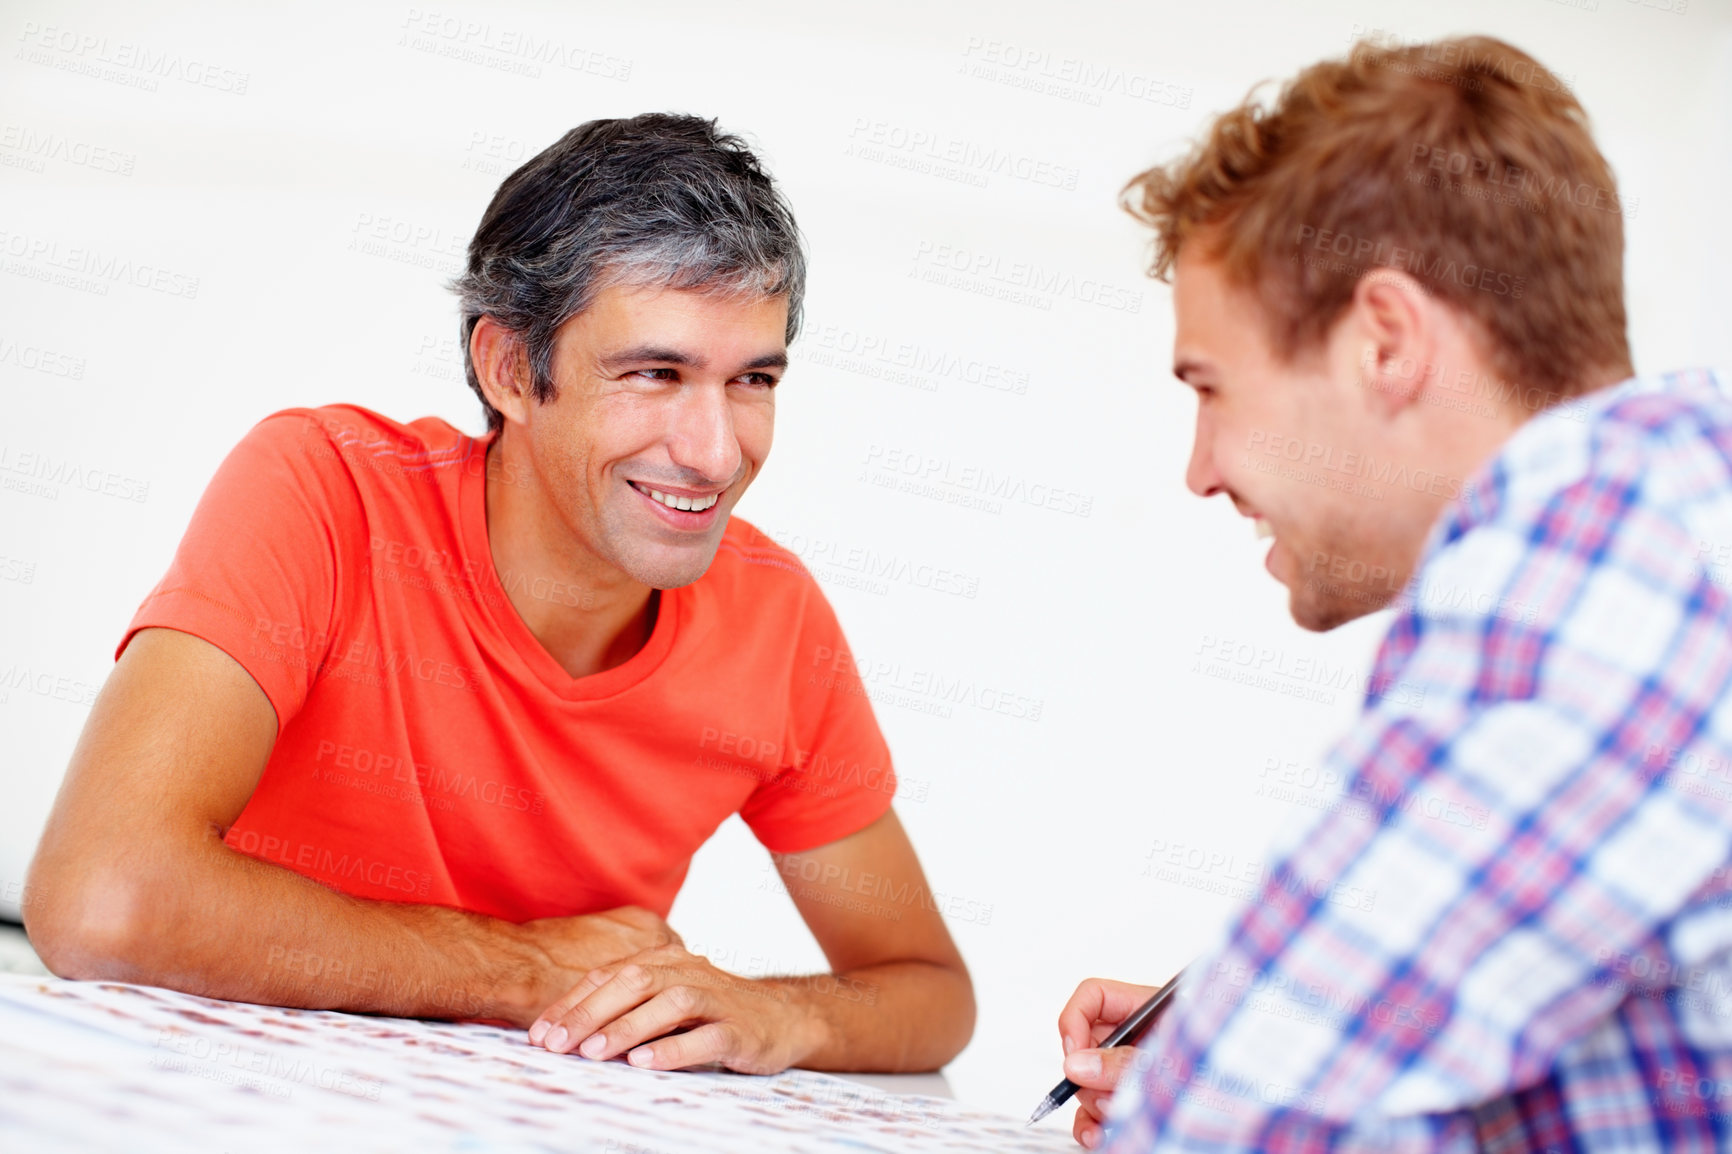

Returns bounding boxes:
[1036,969,1186,1150]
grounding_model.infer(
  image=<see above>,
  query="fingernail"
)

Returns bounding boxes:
[528,1021,549,1045]
[579,1034,607,1058]
[1064,1051,1101,1081]
[1081,1125,1099,1150]
[1063,1035,1076,1055]
[546,1026,569,1052]
[628,1048,652,1067]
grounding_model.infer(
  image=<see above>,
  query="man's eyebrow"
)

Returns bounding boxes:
[599,347,789,373]
[602,345,703,370]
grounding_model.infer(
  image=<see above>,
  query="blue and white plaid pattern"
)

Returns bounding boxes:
[1107,369,1732,1152]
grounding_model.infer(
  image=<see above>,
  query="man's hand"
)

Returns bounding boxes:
[527,941,825,1075]
[522,811,975,1077]
[469,906,682,1029]
[1058,977,1163,1150]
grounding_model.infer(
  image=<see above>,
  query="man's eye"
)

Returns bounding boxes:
[738,373,778,388]
[631,368,678,382]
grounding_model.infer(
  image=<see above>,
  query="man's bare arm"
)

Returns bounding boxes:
[762,809,975,1071]
[528,809,975,1073]
[25,627,673,1026]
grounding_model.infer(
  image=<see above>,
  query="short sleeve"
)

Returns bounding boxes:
[118,410,349,727]
[736,579,897,854]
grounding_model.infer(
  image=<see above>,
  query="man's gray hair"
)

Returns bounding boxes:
[451,113,806,432]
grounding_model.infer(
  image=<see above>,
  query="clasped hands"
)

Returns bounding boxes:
[515,905,824,1076]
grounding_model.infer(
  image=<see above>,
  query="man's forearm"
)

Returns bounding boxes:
[34,830,553,1025]
[766,959,975,1072]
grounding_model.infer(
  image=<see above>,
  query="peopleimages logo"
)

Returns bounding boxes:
[0,443,149,502]
[846,118,1080,191]
[755,524,982,600]
[802,318,1031,397]
[397,7,632,80]
[958,36,1193,110]
[1245,427,1471,501]
[1407,143,1635,218]
[0,228,200,299]
[0,123,136,175]
[1192,633,1427,709]
[15,20,251,94]
[1293,224,1525,299]
[862,443,1093,518]
[909,240,1144,314]
[812,644,1045,723]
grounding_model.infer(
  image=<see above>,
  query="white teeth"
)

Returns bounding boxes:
[641,485,718,513]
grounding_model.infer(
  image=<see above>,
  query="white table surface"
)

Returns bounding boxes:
[0,969,1060,1152]
[0,923,954,1098]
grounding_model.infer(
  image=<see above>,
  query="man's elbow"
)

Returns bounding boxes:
[903,956,974,1070]
[937,958,977,1065]
[22,861,160,982]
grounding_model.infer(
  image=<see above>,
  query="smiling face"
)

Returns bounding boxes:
[506,282,788,591]
[1171,250,1439,632]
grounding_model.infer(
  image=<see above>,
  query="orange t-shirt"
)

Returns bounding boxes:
[120,405,895,921]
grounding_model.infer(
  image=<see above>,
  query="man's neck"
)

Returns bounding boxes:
[483,436,658,680]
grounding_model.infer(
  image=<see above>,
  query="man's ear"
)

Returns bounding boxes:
[1349,269,1437,419]
[471,315,533,426]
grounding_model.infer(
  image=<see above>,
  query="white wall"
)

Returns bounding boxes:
[2,0,1726,1123]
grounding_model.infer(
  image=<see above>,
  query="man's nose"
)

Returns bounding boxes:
[666,384,742,484]
[1185,410,1222,498]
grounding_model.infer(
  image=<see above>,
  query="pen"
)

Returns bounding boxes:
[1028,967,1186,1126]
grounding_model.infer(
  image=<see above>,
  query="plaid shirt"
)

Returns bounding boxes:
[1107,369,1732,1153]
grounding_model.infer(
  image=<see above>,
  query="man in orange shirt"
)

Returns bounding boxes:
[24,114,974,1076]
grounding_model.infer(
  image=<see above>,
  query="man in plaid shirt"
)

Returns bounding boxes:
[1055,35,1732,1153]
